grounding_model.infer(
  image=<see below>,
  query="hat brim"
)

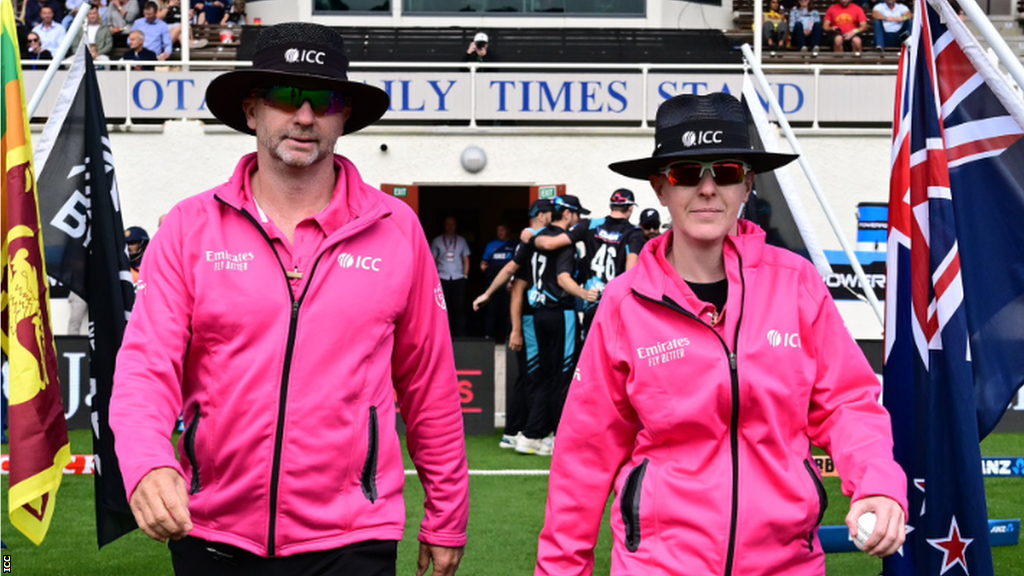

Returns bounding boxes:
[609,149,799,180]
[205,69,391,136]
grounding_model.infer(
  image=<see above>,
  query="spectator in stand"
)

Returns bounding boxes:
[824,0,868,54]
[638,207,662,244]
[159,0,208,48]
[789,0,823,53]
[480,224,517,342]
[132,2,172,60]
[125,226,149,284]
[431,216,472,337]
[463,31,494,63]
[32,6,66,54]
[24,0,64,29]
[221,0,246,25]
[121,29,156,69]
[89,42,111,67]
[23,32,53,70]
[872,0,911,50]
[61,0,88,30]
[73,4,113,57]
[104,0,140,34]
[198,0,229,25]
[762,0,789,55]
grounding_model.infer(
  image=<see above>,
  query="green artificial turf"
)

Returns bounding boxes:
[2,430,1021,575]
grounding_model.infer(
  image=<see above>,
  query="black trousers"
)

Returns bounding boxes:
[504,341,531,437]
[168,536,397,576]
[522,307,577,439]
[441,278,467,337]
[483,281,511,342]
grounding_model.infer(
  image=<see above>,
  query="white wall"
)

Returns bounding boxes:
[87,122,891,251]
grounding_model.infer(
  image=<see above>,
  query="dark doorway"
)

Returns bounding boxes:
[418,185,532,340]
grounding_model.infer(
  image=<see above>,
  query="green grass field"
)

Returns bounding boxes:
[3,430,1022,575]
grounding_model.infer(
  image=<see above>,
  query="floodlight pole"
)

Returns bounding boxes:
[741,43,885,328]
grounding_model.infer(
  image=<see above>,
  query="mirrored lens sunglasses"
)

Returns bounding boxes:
[660,160,751,187]
[256,85,349,116]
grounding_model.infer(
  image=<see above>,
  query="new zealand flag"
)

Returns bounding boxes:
[884,0,1024,574]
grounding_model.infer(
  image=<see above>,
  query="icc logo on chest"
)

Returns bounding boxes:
[767,329,801,348]
[339,253,382,272]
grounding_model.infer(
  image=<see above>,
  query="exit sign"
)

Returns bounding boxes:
[393,187,408,197]
[538,186,556,199]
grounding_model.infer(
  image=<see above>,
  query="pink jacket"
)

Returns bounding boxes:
[111,154,469,557]
[536,221,907,576]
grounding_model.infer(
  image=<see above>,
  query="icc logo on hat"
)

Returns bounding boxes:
[285,47,326,65]
[682,130,724,148]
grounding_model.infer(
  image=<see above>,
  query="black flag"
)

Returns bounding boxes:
[36,48,138,548]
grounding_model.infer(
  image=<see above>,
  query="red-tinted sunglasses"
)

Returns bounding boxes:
[660,160,751,187]
[255,85,349,116]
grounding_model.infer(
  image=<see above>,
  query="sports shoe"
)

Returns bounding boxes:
[499,433,520,450]
[800,46,808,53]
[516,435,545,455]
[539,434,555,457]
[190,38,209,49]
[811,46,819,56]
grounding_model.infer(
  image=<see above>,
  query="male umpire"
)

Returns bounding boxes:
[110,23,469,576]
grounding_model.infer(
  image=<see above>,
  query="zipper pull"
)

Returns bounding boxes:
[292,301,300,318]
[729,352,737,371]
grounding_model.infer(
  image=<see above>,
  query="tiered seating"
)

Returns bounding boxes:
[730,0,904,64]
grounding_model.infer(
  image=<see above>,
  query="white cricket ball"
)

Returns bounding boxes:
[854,512,878,550]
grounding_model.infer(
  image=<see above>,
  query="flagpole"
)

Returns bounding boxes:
[741,43,886,328]
[27,5,90,118]
[754,0,763,65]
[954,0,1024,93]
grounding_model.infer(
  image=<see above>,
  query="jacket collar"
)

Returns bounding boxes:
[215,153,391,236]
[630,219,766,306]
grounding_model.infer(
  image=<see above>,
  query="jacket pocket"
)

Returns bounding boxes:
[361,406,379,503]
[621,458,649,553]
[183,406,202,495]
[803,459,829,550]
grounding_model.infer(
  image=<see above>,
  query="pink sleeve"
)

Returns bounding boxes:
[801,270,909,517]
[536,297,639,576]
[391,214,470,548]
[110,207,194,501]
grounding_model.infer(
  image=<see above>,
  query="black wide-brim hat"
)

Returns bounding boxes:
[609,93,798,180]
[205,22,390,136]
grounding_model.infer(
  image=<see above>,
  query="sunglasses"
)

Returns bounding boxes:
[660,160,751,187]
[28,37,40,42]
[256,86,349,116]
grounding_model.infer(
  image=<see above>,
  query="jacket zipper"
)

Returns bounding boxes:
[361,406,380,503]
[217,198,329,557]
[630,254,745,576]
[803,459,829,551]
[183,405,202,495]
[622,458,650,553]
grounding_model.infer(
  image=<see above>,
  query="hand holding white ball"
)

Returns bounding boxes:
[854,512,878,551]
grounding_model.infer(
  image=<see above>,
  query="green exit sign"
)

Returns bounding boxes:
[539,187,556,199]
[393,187,408,198]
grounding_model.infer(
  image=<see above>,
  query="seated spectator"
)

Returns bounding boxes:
[221,0,247,25]
[872,0,911,49]
[789,0,823,53]
[824,0,868,54]
[120,29,156,69]
[23,32,53,69]
[61,0,88,30]
[32,5,66,54]
[72,4,113,57]
[762,0,789,54]
[198,0,229,25]
[104,0,140,34]
[131,1,172,60]
[24,0,64,29]
[89,43,111,68]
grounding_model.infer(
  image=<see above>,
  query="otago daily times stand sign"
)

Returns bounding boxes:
[25,70,896,123]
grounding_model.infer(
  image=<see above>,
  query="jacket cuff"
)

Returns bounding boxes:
[418,527,468,548]
[851,460,909,520]
[123,459,187,502]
